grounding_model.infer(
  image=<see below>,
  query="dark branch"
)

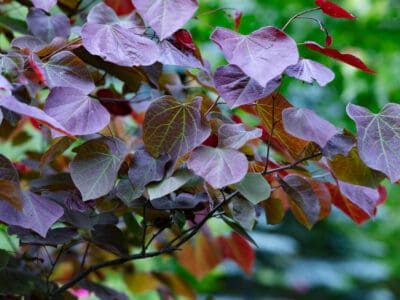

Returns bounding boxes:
[264,152,322,175]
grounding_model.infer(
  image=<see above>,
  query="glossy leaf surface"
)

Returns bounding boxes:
[315,0,356,19]
[218,123,262,149]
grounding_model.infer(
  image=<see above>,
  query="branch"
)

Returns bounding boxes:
[282,7,321,31]
[264,152,322,175]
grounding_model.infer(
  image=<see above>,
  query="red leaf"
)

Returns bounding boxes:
[377,185,387,206]
[174,29,196,52]
[304,41,376,74]
[325,35,333,47]
[105,0,135,15]
[217,232,255,275]
[97,89,132,116]
[234,10,242,31]
[28,53,45,84]
[315,0,356,19]
[202,134,219,147]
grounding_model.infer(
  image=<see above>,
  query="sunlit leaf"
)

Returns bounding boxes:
[143,96,210,160]
[347,103,400,183]
[285,58,335,86]
[235,173,271,204]
[211,26,299,86]
[134,0,198,40]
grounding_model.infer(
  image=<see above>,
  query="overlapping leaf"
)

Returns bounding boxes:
[81,3,159,67]
[218,123,262,149]
[70,138,127,200]
[147,168,193,200]
[0,154,21,210]
[0,190,64,237]
[105,0,135,15]
[321,130,356,159]
[134,0,198,40]
[214,64,281,108]
[44,87,110,136]
[26,8,70,43]
[143,96,210,159]
[347,103,400,182]
[235,173,271,204]
[31,0,57,12]
[285,58,335,86]
[211,26,299,86]
[304,41,375,74]
[188,146,248,189]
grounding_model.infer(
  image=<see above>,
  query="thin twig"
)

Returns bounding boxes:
[141,200,149,254]
[264,152,322,175]
[282,7,321,31]
[205,96,221,116]
[46,245,65,296]
[79,241,91,271]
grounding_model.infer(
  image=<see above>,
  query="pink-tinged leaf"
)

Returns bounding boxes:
[27,8,70,43]
[33,52,95,94]
[279,174,320,229]
[188,146,248,189]
[315,0,356,20]
[304,41,375,74]
[214,64,281,108]
[347,103,400,183]
[321,130,356,159]
[87,2,120,25]
[285,58,335,86]
[211,26,299,86]
[325,35,333,47]
[11,36,47,52]
[159,29,203,68]
[134,0,198,40]
[143,96,210,160]
[218,123,262,149]
[44,87,110,136]
[282,107,339,147]
[70,137,127,200]
[105,0,135,15]
[31,0,57,12]
[0,95,74,137]
[0,190,63,237]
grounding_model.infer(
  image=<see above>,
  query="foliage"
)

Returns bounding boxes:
[0,0,397,298]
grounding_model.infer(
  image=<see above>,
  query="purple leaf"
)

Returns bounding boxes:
[0,74,12,90]
[283,107,339,147]
[87,2,120,25]
[188,146,248,189]
[159,36,203,68]
[218,123,262,149]
[285,58,335,86]
[211,26,299,86]
[347,103,400,182]
[279,174,320,229]
[134,0,198,40]
[0,190,64,237]
[44,87,110,136]
[31,0,57,12]
[70,138,127,200]
[321,130,356,159]
[0,94,74,137]
[337,180,380,217]
[151,192,208,210]
[33,51,95,94]
[214,64,281,108]
[143,96,211,160]
[65,190,95,212]
[8,226,77,246]
[27,8,70,43]
[11,36,47,52]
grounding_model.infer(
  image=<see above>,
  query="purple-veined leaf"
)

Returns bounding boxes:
[33,51,95,93]
[147,168,192,199]
[134,0,199,40]
[235,173,271,204]
[87,2,120,25]
[0,190,64,237]
[44,87,110,136]
[151,192,208,210]
[143,96,210,160]
[11,36,47,52]
[188,146,248,189]
[285,58,335,86]
[283,107,339,147]
[211,26,299,86]
[0,94,74,137]
[218,123,262,149]
[26,8,70,43]
[321,130,356,159]
[31,0,57,12]
[279,174,320,229]
[347,103,400,182]
[214,64,281,108]
[70,138,127,201]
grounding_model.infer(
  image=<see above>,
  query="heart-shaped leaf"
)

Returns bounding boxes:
[315,0,356,19]
[0,190,64,237]
[33,51,95,94]
[31,0,57,12]
[211,26,299,86]
[147,168,193,200]
[282,107,339,147]
[347,103,400,182]
[27,8,70,43]
[188,146,248,189]
[235,173,271,204]
[0,94,74,137]
[304,41,375,74]
[70,138,127,200]
[218,123,262,149]
[44,87,110,136]
[143,96,210,160]
[134,0,198,40]
[285,58,335,86]
[214,64,281,108]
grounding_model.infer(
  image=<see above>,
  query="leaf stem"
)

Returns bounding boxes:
[264,152,322,175]
[282,7,321,31]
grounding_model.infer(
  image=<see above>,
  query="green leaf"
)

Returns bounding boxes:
[70,137,127,200]
[143,96,211,160]
[0,15,28,34]
[0,249,10,271]
[236,173,271,204]
[147,168,193,200]
[230,195,256,230]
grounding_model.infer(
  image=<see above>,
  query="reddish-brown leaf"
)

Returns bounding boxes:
[315,0,356,19]
[304,41,376,74]
[105,0,135,15]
